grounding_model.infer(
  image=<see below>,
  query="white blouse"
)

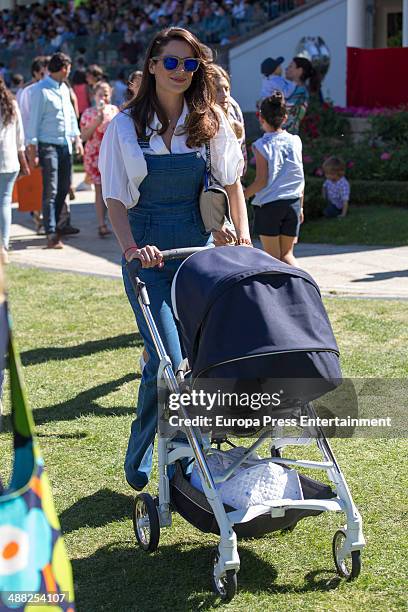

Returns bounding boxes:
[0,101,25,174]
[98,100,244,209]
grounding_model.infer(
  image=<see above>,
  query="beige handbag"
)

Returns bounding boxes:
[199,142,232,232]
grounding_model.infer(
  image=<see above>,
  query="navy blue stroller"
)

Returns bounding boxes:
[126,246,365,602]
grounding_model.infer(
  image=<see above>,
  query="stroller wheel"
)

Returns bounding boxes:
[133,493,160,553]
[210,548,237,602]
[332,529,361,580]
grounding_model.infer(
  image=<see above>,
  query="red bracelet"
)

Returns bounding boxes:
[123,245,139,258]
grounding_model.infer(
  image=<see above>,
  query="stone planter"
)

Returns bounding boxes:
[348,117,371,143]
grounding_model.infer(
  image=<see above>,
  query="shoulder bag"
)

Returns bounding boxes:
[199,142,233,233]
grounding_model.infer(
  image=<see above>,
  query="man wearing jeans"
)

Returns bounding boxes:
[26,53,83,248]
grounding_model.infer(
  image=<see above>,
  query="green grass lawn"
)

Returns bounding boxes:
[1,266,407,611]
[300,205,408,246]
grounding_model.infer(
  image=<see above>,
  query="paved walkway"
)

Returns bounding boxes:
[8,175,408,299]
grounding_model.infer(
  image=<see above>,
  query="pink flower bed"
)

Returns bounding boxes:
[334,105,408,117]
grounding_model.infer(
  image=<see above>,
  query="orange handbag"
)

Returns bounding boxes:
[14,169,43,213]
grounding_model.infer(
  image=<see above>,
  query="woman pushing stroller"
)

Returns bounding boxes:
[99,27,251,491]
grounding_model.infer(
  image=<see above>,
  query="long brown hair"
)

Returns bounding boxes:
[0,75,16,127]
[124,27,219,148]
[293,56,321,93]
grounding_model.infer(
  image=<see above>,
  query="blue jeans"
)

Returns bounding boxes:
[122,151,210,490]
[123,259,185,489]
[38,143,71,235]
[323,203,342,218]
[0,171,19,249]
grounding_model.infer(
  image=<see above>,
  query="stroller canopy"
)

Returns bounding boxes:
[171,247,341,386]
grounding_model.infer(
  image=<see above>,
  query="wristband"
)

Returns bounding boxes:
[124,245,139,258]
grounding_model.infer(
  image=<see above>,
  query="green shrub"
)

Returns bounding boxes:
[369,111,408,144]
[299,97,351,141]
[303,178,325,219]
[388,31,402,47]
[301,140,408,181]
[247,132,408,182]
[303,178,408,220]
[347,180,408,206]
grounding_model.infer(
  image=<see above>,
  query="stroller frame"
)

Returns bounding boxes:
[127,248,365,602]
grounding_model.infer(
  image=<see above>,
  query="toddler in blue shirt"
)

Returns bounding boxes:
[258,57,296,105]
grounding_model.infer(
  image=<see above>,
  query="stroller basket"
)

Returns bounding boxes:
[170,461,335,538]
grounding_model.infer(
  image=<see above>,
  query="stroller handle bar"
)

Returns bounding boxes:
[161,246,213,261]
[126,245,213,279]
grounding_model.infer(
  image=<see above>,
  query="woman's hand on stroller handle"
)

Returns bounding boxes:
[126,245,164,269]
[212,226,236,247]
[125,246,214,279]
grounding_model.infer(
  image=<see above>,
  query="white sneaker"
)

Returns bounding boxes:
[75,181,94,192]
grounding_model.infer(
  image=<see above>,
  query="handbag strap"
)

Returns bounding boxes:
[0,301,35,441]
[9,321,35,444]
[204,141,211,190]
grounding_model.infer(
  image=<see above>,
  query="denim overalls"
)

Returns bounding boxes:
[122,150,211,490]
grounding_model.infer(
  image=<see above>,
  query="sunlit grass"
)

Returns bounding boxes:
[1,266,407,611]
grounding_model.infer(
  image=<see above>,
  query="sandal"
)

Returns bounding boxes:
[98,224,112,237]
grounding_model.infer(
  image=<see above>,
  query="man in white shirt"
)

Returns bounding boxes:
[18,57,48,135]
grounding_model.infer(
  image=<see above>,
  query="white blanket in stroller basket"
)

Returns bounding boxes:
[190,447,303,510]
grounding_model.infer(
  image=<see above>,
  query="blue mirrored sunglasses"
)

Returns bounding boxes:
[152,55,200,73]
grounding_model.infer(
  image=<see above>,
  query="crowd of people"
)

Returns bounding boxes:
[0,0,308,65]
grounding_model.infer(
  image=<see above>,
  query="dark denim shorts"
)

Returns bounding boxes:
[253,198,301,237]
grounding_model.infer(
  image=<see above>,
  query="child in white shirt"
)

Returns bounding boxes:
[244,91,305,266]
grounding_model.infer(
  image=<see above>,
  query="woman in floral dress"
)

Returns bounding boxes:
[80,82,118,236]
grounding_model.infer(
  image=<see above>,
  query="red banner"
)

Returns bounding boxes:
[347,46,408,108]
